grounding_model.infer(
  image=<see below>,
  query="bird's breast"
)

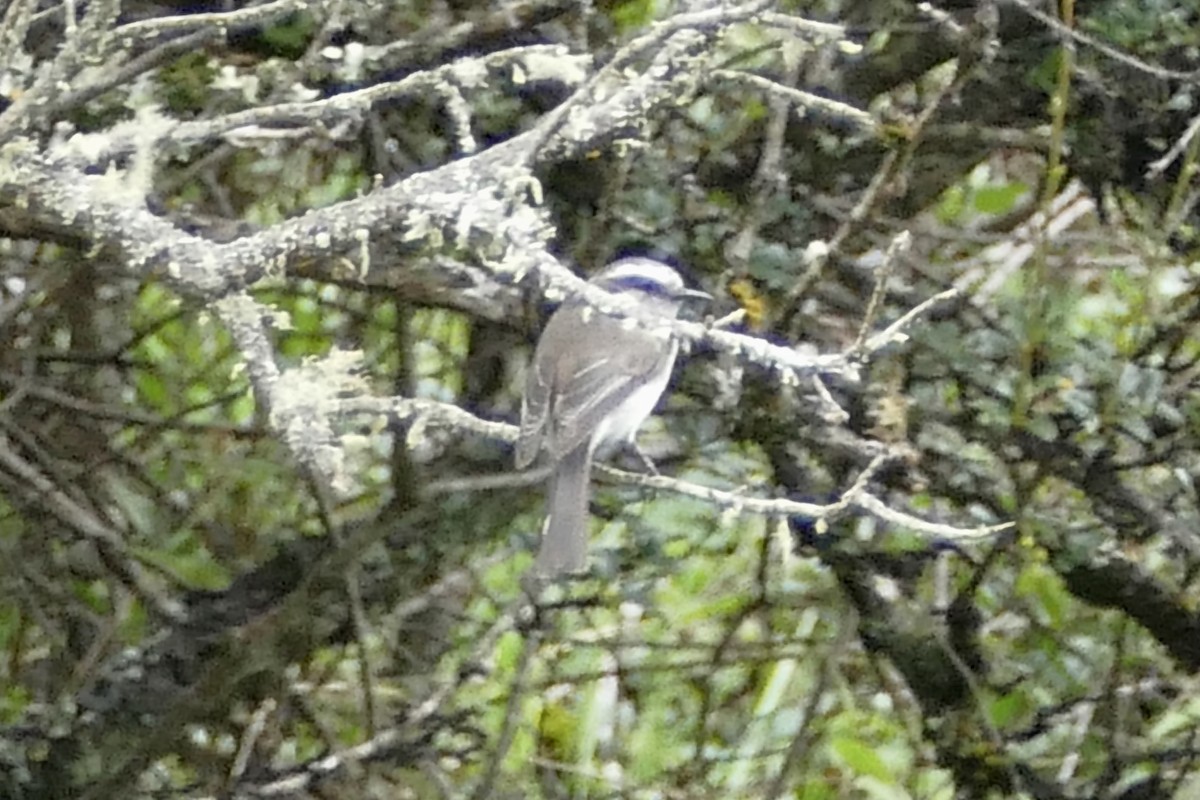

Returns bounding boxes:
[590,339,679,456]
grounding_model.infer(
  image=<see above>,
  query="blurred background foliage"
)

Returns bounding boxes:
[1,0,1200,798]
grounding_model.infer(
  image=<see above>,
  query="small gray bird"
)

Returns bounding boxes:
[516,258,710,577]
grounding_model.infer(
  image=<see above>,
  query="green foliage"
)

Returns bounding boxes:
[239,150,367,224]
[935,166,1030,224]
[1015,560,1071,629]
[258,13,319,58]
[1082,0,1200,54]
[155,53,217,116]
[829,734,893,783]
[6,0,1200,798]
[135,534,230,590]
[973,182,1030,215]
[1027,48,1067,96]
[609,0,662,32]
[0,683,29,724]
[411,309,470,400]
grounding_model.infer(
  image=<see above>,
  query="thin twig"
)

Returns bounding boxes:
[471,627,541,800]
[763,646,833,799]
[1005,0,1200,82]
[237,596,523,797]
[0,434,186,622]
[521,0,775,164]
[850,231,912,354]
[785,151,899,307]
[227,698,277,788]
[863,286,960,353]
[712,70,878,133]
[726,53,803,278]
[1146,111,1200,180]
[339,390,1011,541]
[116,0,309,39]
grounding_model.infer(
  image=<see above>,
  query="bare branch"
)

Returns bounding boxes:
[159,45,591,153]
[713,69,879,133]
[851,231,912,354]
[338,393,1012,543]
[863,286,959,354]
[0,432,186,622]
[117,0,311,40]
[1005,0,1200,82]
[1147,110,1200,180]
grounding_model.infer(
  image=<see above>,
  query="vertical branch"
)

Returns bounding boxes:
[1012,0,1074,429]
[471,622,541,800]
[726,53,802,276]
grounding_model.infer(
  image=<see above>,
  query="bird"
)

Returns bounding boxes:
[516,257,710,577]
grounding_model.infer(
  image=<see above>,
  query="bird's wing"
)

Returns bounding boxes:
[545,326,669,461]
[515,360,550,469]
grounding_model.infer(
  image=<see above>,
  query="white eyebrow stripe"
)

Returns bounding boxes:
[596,259,684,289]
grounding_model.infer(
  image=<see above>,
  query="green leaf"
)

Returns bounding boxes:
[796,780,838,800]
[135,543,230,590]
[856,775,913,800]
[830,736,893,783]
[973,182,1029,215]
[936,184,966,223]
[494,630,524,673]
[1015,563,1070,628]
[610,0,659,32]
[135,370,169,410]
[990,690,1029,728]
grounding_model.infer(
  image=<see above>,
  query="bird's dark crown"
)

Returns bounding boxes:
[603,273,674,296]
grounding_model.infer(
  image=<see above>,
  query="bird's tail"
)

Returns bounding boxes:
[537,444,592,576]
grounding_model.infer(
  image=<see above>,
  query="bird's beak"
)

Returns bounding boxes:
[677,288,713,303]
